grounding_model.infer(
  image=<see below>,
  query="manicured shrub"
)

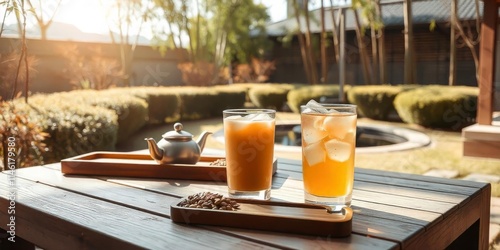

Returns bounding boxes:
[32,90,148,143]
[177,87,219,120]
[394,85,478,129]
[211,86,247,116]
[248,85,290,110]
[105,87,181,124]
[91,94,147,144]
[287,84,350,113]
[33,90,148,144]
[13,98,118,163]
[347,85,419,120]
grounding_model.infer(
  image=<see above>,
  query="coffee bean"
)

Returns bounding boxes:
[177,192,240,211]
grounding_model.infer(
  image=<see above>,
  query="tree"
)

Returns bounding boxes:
[351,0,385,84]
[0,0,32,103]
[403,0,416,84]
[449,0,481,85]
[151,0,271,84]
[102,0,153,86]
[27,0,62,40]
[448,0,457,86]
[291,0,317,84]
[352,7,372,84]
[0,0,46,170]
[320,0,327,83]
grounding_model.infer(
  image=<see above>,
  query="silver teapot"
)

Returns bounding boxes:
[145,123,212,164]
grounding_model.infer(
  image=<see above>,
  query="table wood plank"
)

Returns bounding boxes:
[90,178,426,246]
[0,173,278,250]
[277,159,481,198]
[404,184,491,250]
[277,158,486,189]
[14,166,400,249]
[39,158,488,249]
[29,166,417,246]
[353,173,479,196]
[353,180,469,204]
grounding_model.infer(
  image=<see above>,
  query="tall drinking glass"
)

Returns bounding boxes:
[300,103,357,211]
[223,109,276,200]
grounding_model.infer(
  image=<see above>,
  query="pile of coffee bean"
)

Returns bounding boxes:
[209,159,226,166]
[177,192,240,211]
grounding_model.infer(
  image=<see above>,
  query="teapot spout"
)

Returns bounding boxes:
[196,131,212,152]
[145,138,163,161]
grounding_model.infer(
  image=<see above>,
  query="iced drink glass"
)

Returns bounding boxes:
[300,102,357,211]
[223,109,276,200]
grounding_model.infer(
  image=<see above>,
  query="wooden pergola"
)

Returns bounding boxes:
[462,0,500,159]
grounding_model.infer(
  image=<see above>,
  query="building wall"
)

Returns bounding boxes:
[268,24,478,86]
[0,38,187,94]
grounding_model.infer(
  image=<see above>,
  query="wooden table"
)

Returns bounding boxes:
[0,157,491,249]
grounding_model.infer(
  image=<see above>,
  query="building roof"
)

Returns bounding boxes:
[264,0,482,37]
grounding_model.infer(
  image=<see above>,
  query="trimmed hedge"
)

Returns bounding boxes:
[12,99,118,163]
[176,87,219,120]
[287,84,350,113]
[224,83,304,104]
[394,85,478,129]
[248,85,290,110]
[31,90,148,144]
[105,87,180,124]
[347,85,419,120]
[211,86,247,116]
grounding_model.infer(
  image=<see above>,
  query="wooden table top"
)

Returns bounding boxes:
[0,156,491,250]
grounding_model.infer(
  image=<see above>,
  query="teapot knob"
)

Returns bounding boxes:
[174,122,183,132]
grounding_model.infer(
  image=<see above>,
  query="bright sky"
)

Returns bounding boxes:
[53,0,109,34]
[1,0,344,40]
[38,0,287,36]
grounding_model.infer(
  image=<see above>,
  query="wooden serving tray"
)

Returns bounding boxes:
[170,197,352,237]
[61,151,277,182]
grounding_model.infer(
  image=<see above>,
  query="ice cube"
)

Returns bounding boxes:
[248,113,273,121]
[224,115,243,120]
[305,100,339,114]
[224,115,248,131]
[302,107,314,114]
[303,123,328,144]
[242,113,258,120]
[324,139,351,162]
[305,100,329,114]
[303,142,325,166]
[322,114,356,139]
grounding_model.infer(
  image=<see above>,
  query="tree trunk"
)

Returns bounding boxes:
[40,25,48,40]
[375,0,386,84]
[292,0,313,84]
[320,1,327,83]
[449,0,457,86]
[329,0,340,64]
[339,8,346,102]
[370,27,378,83]
[303,0,318,84]
[403,0,416,84]
[353,9,372,84]
[455,18,480,84]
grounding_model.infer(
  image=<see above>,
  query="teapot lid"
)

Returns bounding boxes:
[162,123,193,140]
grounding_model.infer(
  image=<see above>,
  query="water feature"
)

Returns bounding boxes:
[213,123,431,154]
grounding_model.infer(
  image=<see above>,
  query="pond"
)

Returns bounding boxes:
[213,122,431,154]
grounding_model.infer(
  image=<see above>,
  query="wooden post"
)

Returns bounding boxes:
[477,0,498,125]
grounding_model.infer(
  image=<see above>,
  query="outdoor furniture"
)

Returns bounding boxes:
[0,156,490,249]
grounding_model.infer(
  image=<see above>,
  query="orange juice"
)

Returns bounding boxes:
[301,105,356,203]
[223,110,275,195]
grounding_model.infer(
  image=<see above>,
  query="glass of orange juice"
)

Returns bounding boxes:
[300,101,357,211]
[223,109,276,200]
